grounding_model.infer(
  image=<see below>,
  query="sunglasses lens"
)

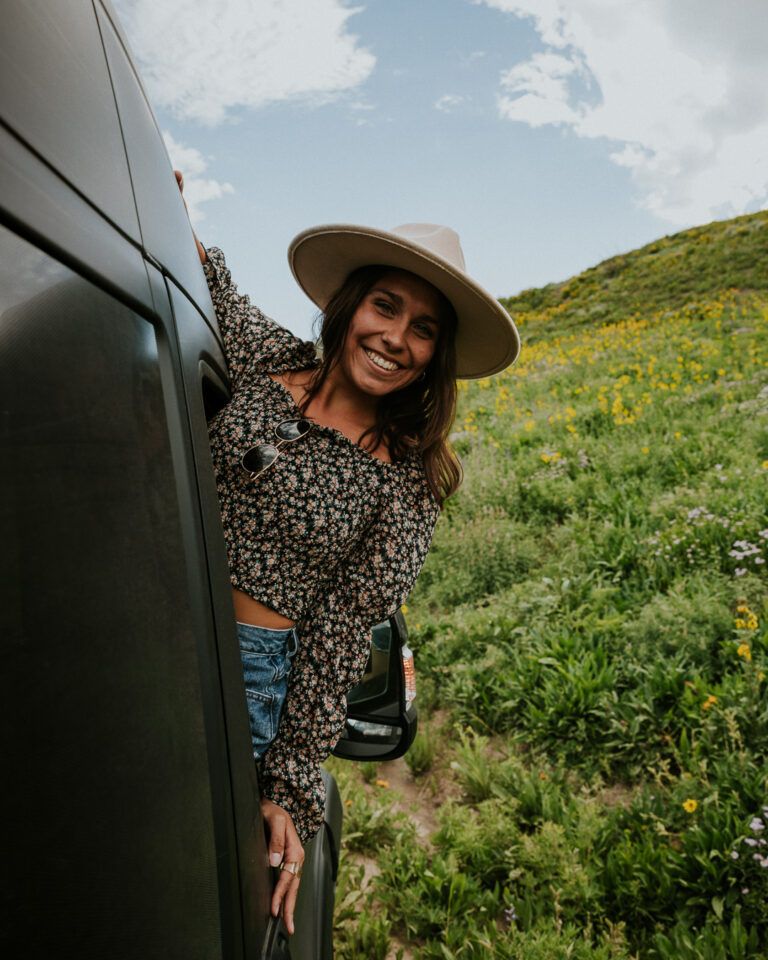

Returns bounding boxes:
[276,418,312,441]
[242,443,279,475]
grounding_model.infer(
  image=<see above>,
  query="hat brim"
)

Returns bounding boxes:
[287,224,520,379]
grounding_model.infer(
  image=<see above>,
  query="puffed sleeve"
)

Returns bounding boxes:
[203,246,316,389]
[259,465,439,843]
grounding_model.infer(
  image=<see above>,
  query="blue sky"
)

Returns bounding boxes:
[114,0,768,339]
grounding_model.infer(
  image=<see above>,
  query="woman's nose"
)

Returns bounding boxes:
[381,321,407,350]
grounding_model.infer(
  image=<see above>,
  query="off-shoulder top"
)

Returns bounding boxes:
[204,247,439,842]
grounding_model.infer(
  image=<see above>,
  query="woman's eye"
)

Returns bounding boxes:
[414,322,435,339]
[375,299,395,314]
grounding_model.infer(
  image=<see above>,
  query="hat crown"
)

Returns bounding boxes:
[391,223,466,273]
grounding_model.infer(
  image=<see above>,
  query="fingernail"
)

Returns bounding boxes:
[270,852,281,867]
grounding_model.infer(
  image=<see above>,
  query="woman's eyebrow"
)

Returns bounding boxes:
[371,287,403,306]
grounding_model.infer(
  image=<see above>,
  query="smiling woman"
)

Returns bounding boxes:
[340,271,443,394]
[289,262,457,472]
[176,176,520,934]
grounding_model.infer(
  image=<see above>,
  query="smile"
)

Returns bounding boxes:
[364,348,401,372]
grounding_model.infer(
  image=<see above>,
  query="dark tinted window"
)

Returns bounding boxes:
[0,0,140,239]
[97,6,214,308]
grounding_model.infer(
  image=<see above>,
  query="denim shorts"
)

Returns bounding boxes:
[237,621,299,759]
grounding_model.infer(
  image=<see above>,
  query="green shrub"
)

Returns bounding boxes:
[404,723,438,777]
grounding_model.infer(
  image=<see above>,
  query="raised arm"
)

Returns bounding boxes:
[174,171,314,390]
[175,170,207,264]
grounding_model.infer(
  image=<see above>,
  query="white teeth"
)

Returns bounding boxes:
[365,348,400,371]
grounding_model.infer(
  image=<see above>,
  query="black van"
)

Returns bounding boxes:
[0,2,416,957]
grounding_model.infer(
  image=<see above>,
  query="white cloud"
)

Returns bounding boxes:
[114,0,375,125]
[163,132,234,222]
[498,51,584,126]
[459,50,486,67]
[480,0,768,225]
[435,94,471,112]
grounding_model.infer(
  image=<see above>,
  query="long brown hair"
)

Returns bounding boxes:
[301,265,462,506]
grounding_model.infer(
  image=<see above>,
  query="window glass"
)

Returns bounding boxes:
[97,7,214,308]
[0,0,140,238]
[348,621,393,705]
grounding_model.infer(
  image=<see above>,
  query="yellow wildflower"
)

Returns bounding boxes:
[737,643,752,662]
[735,619,746,629]
[375,779,390,788]
[683,799,698,814]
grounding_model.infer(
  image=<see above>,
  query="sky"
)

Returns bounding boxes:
[113,0,768,340]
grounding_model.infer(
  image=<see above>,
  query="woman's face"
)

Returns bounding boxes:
[338,268,444,398]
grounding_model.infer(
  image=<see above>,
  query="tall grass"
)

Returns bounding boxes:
[333,211,768,959]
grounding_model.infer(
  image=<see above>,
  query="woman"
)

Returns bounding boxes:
[178,174,520,932]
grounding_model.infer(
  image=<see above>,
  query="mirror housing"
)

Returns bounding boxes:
[331,611,417,762]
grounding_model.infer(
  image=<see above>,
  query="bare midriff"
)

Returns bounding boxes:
[232,588,296,629]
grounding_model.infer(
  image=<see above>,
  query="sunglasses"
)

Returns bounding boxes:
[241,418,314,480]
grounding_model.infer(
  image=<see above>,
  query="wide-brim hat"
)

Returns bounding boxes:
[287,223,520,379]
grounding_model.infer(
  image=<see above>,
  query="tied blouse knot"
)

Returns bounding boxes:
[204,248,438,842]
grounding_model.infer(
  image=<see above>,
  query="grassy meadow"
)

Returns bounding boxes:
[330,211,768,959]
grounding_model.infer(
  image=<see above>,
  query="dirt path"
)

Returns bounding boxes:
[353,711,460,960]
[378,709,458,844]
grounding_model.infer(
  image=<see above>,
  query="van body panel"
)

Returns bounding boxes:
[0,229,225,956]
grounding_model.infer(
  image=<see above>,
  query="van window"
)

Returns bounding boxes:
[0,0,140,239]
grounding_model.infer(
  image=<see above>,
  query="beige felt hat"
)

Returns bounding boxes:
[287,223,520,379]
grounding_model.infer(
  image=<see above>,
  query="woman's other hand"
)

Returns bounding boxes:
[173,170,207,264]
[261,798,305,935]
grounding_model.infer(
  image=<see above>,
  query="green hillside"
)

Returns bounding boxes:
[331,212,768,960]
[502,210,768,341]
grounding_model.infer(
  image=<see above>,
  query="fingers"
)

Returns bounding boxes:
[280,867,301,935]
[265,802,286,869]
[262,799,305,936]
[174,169,184,192]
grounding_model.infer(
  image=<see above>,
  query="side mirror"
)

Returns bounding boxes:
[331,611,418,762]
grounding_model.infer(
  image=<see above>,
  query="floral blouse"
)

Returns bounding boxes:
[204,248,439,842]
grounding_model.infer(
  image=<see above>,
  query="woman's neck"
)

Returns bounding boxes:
[278,368,390,462]
[307,367,379,432]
